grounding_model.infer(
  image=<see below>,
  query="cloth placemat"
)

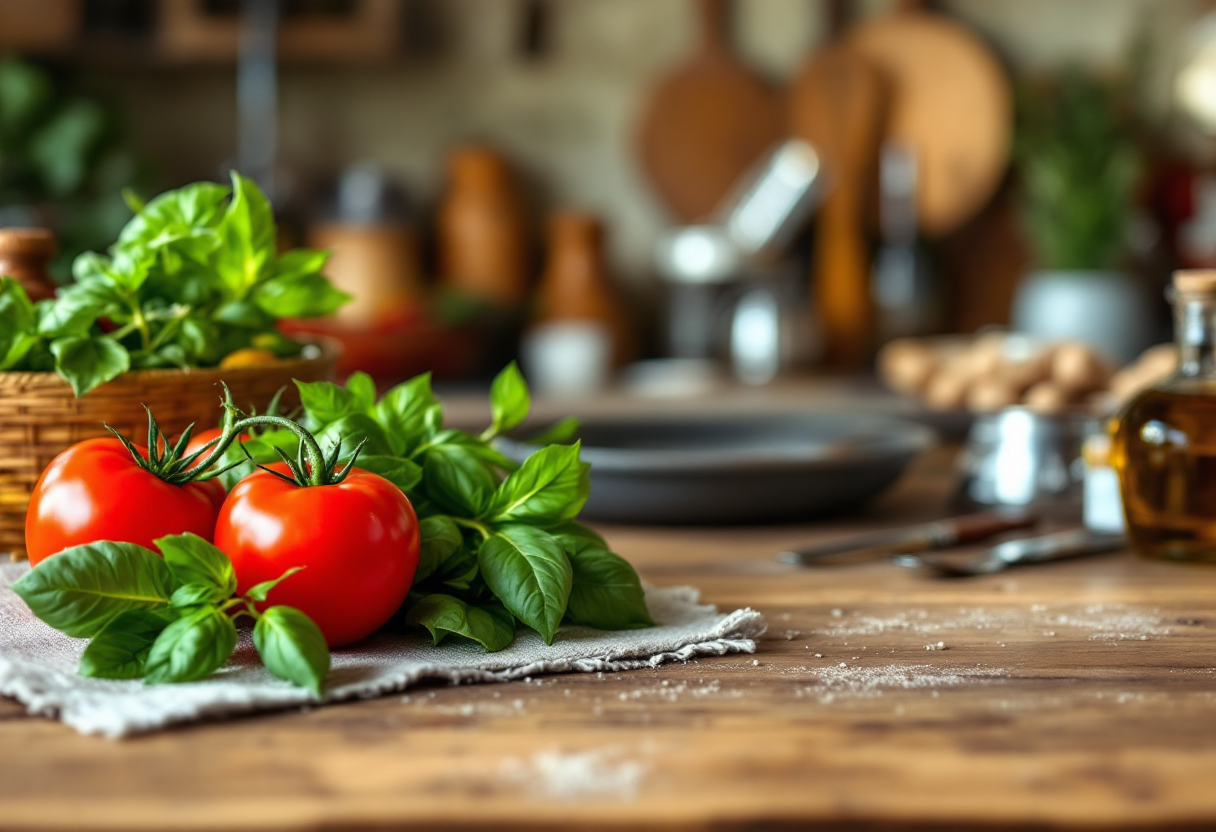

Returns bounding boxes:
[0,562,765,738]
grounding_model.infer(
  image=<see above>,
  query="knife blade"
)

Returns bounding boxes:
[894,528,1125,577]
[776,512,1039,566]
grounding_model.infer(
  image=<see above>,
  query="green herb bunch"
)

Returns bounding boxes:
[0,171,349,396]
[11,533,330,693]
[225,363,654,651]
[1015,66,1143,271]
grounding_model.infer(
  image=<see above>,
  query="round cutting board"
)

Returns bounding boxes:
[846,9,1012,237]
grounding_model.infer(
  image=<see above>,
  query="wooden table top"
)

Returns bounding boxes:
[3,447,1216,831]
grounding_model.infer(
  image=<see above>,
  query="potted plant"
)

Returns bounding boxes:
[0,172,348,556]
[1009,66,1152,365]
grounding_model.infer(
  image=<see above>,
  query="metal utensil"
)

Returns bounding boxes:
[894,528,1124,577]
[956,408,1099,517]
[777,512,1038,566]
[717,139,825,262]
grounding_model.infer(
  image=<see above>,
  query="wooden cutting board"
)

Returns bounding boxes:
[846,2,1011,237]
[788,0,886,368]
[636,0,784,223]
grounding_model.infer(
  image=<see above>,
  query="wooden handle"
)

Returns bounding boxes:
[950,512,1040,545]
[697,0,728,53]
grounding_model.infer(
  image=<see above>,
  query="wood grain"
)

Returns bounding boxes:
[4,449,1216,831]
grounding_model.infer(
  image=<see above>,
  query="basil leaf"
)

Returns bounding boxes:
[489,362,530,435]
[214,171,276,299]
[71,251,113,283]
[423,443,496,518]
[564,544,653,630]
[105,249,153,292]
[79,608,178,679]
[417,516,461,582]
[253,605,330,694]
[274,247,329,281]
[10,541,174,638]
[477,526,571,644]
[487,442,589,526]
[50,335,130,396]
[35,282,113,338]
[438,547,478,591]
[374,373,436,455]
[213,299,274,329]
[122,186,146,214]
[252,272,349,319]
[345,371,377,413]
[244,566,304,603]
[0,276,38,370]
[550,521,607,552]
[355,454,422,492]
[314,413,394,459]
[155,532,236,597]
[170,582,228,608]
[116,180,229,253]
[178,315,221,364]
[295,379,356,429]
[432,429,519,472]
[528,416,580,446]
[406,594,515,652]
[143,605,238,684]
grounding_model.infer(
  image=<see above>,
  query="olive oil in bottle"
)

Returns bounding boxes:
[1113,271,1216,561]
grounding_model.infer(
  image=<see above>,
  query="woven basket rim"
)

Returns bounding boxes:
[0,337,342,389]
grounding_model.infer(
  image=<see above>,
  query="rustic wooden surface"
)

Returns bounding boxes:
[3,448,1216,831]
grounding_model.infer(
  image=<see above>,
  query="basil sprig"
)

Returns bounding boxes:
[11,533,330,693]
[291,362,654,651]
[0,172,349,396]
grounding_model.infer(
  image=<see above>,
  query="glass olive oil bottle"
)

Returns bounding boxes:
[1113,271,1216,561]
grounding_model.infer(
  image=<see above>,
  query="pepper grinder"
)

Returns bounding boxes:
[523,211,627,395]
[0,227,57,302]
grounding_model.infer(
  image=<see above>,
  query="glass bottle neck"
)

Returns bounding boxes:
[1175,292,1216,377]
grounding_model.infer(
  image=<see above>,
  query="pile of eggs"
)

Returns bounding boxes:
[878,334,1176,414]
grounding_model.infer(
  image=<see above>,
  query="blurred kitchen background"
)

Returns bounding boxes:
[4,0,1216,397]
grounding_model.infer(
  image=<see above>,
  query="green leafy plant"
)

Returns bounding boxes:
[1015,67,1142,271]
[0,57,144,280]
[0,172,349,395]
[265,363,654,651]
[11,533,330,692]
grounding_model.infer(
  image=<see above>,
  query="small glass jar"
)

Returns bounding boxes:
[1112,270,1216,562]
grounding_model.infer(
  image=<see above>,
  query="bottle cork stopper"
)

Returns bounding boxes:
[1173,270,1216,294]
[0,227,56,258]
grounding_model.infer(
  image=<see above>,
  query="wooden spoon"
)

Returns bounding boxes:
[636,0,784,223]
[788,0,886,368]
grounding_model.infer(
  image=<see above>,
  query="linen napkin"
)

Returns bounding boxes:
[0,562,765,738]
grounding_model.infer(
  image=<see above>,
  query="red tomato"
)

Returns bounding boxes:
[214,465,420,648]
[25,437,222,566]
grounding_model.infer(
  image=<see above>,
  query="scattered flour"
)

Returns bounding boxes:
[501,749,648,800]
[814,604,1171,642]
[794,663,1007,704]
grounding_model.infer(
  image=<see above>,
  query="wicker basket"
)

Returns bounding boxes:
[0,343,339,558]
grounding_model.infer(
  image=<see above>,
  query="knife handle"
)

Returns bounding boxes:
[948,512,1039,545]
